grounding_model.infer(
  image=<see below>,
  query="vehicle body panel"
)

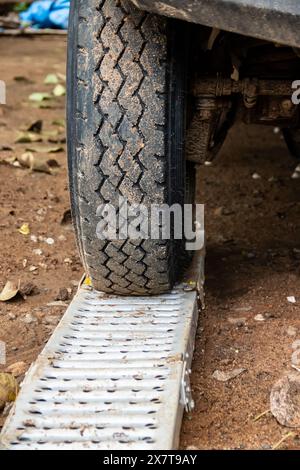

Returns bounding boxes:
[131,0,300,48]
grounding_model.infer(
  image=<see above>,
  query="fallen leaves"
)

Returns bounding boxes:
[0,373,18,410]
[28,73,66,107]
[26,145,64,154]
[44,72,65,85]
[4,79,66,176]
[17,151,59,174]
[29,92,52,103]
[0,280,20,302]
[52,118,65,128]
[18,223,30,235]
[5,362,27,378]
[15,131,42,144]
[0,280,38,303]
[44,73,59,85]
[3,132,64,174]
[84,277,92,287]
[10,121,65,175]
[27,120,43,134]
[53,84,66,97]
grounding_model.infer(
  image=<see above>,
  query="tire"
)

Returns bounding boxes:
[67,0,194,295]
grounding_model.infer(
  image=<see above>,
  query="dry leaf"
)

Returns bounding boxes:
[0,154,17,166]
[5,362,27,378]
[84,277,92,287]
[27,120,43,134]
[25,146,64,154]
[53,84,66,97]
[43,130,59,137]
[44,73,59,85]
[17,152,58,174]
[52,119,65,128]
[0,373,19,410]
[18,223,30,235]
[29,92,52,102]
[0,280,20,302]
[56,72,66,82]
[15,131,42,144]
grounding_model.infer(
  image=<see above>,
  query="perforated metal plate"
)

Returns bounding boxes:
[0,286,198,450]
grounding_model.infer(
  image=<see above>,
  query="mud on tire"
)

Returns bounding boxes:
[67,0,193,295]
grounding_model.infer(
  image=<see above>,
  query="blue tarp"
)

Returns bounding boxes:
[20,0,70,30]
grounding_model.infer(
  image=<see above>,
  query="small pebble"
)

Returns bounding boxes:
[271,373,300,427]
[20,282,37,297]
[37,208,46,216]
[228,317,246,327]
[212,368,246,382]
[268,176,278,183]
[55,287,69,302]
[43,316,60,326]
[254,314,265,322]
[234,306,252,312]
[21,313,37,324]
[287,326,297,337]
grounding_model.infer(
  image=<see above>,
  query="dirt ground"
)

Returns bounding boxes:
[0,36,81,427]
[1,36,300,450]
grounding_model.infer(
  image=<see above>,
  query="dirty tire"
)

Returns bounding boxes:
[67,0,192,295]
